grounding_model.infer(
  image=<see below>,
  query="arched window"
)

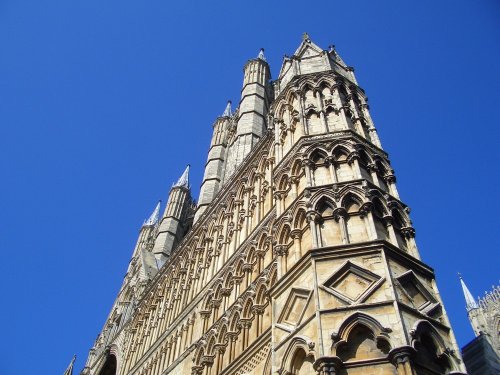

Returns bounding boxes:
[98,354,117,375]
[337,324,390,361]
[290,348,314,375]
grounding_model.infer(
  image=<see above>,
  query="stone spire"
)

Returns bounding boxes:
[63,355,76,375]
[143,201,161,227]
[173,165,190,188]
[460,274,479,311]
[257,48,266,61]
[222,100,232,117]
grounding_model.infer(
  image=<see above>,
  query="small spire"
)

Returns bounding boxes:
[63,355,76,375]
[459,274,479,311]
[143,201,161,227]
[222,100,232,117]
[257,48,266,61]
[173,165,190,188]
[302,32,310,41]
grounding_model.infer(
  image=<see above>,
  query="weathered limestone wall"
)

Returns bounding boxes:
[82,39,466,375]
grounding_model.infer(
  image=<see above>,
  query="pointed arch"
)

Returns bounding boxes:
[331,312,392,360]
[316,196,336,218]
[242,295,254,320]
[279,336,316,375]
[309,148,328,164]
[255,282,268,306]
[411,320,455,372]
[342,193,364,213]
[293,207,307,230]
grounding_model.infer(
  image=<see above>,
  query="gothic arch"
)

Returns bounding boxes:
[307,148,328,164]
[228,310,241,333]
[411,320,455,372]
[279,336,316,375]
[291,158,303,177]
[331,312,392,359]
[97,347,119,375]
[292,207,307,230]
[193,345,205,367]
[278,174,290,191]
[316,76,335,93]
[255,282,269,306]
[316,196,336,218]
[242,295,254,320]
[341,192,364,213]
[278,224,292,246]
[267,264,278,288]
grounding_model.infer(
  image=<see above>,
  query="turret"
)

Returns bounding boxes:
[152,166,194,264]
[225,49,273,178]
[195,102,232,222]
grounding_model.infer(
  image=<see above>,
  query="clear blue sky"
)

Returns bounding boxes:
[0,1,498,374]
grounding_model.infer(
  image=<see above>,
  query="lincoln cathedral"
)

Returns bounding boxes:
[80,35,468,375]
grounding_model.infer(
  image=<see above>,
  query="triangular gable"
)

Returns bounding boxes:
[293,39,324,58]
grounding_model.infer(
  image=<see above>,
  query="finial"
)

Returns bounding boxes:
[173,165,190,188]
[459,274,479,311]
[302,32,310,41]
[143,201,161,227]
[257,48,266,61]
[222,100,232,117]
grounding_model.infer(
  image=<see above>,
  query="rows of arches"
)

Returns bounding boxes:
[116,138,278,373]
[193,265,277,375]
[277,314,461,375]
[272,74,381,161]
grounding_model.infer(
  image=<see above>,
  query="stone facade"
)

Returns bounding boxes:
[81,36,467,375]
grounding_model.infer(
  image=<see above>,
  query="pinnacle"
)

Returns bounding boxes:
[143,201,161,227]
[459,274,479,311]
[257,48,266,61]
[173,165,190,188]
[222,100,232,117]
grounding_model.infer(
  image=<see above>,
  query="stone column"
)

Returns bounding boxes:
[313,356,344,375]
[385,174,400,199]
[347,151,362,179]
[290,176,299,200]
[306,211,321,248]
[315,89,329,133]
[367,163,380,186]
[388,346,417,375]
[291,229,303,261]
[334,208,349,244]
[401,227,420,259]
[275,245,288,277]
[325,156,338,183]
[302,159,314,187]
[384,215,398,246]
[360,202,378,240]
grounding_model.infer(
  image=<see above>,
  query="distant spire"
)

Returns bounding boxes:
[143,201,161,227]
[459,274,479,311]
[222,100,232,117]
[173,165,190,188]
[302,32,310,41]
[257,48,266,61]
[63,355,76,375]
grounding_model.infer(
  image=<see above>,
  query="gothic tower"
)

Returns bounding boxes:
[460,277,500,374]
[81,36,467,375]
